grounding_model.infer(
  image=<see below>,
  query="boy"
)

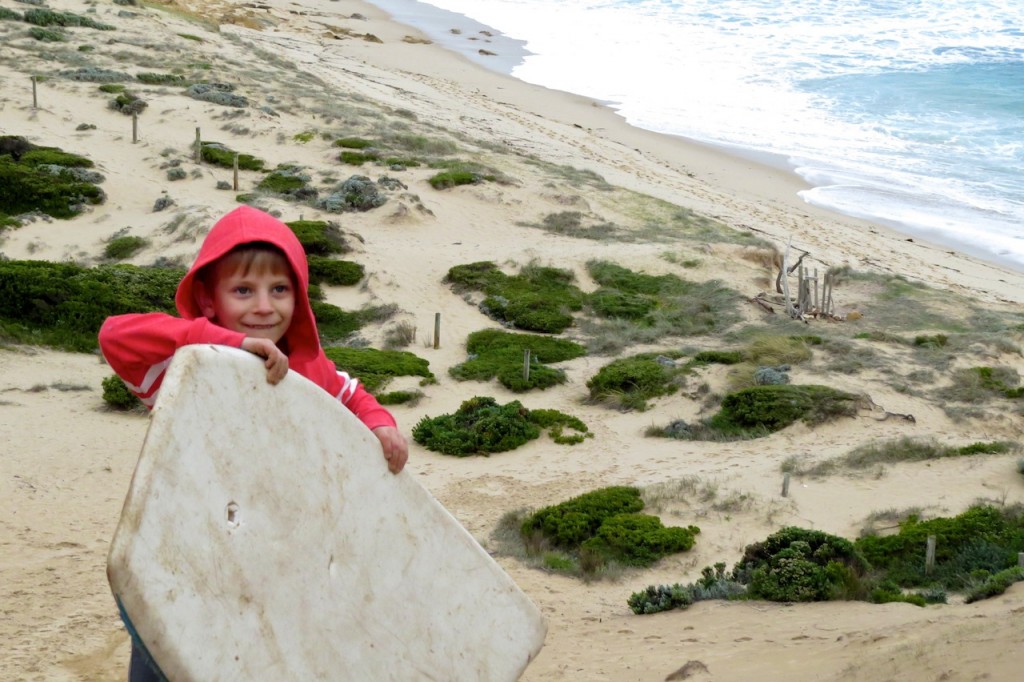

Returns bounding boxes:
[99,205,408,680]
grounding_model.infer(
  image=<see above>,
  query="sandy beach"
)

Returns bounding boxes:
[2,0,1024,680]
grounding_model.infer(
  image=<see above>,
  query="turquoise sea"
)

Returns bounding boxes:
[367,0,1024,272]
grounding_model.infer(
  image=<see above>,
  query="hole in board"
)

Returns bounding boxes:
[226,501,240,528]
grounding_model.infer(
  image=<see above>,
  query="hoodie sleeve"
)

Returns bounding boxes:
[98,313,245,408]
[310,350,397,430]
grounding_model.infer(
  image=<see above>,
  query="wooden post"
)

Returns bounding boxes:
[925,535,936,575]
[781,239,796,318]
[31,75,37,109]
[433,313,441,350]
[523,349,531,383]
[132,112,138,143]
[233,153,239,190]
[1018,552,1024,568]
[813,268,819,313]
[781,473,790,497]
[194,127,202,163]
[798,265,806,311]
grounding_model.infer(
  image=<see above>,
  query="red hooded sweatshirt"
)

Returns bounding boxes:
[98,206,395,430]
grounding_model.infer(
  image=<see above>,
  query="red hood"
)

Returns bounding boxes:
[175,206,319,362]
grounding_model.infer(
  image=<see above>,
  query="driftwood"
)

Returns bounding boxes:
[764,238,840,322]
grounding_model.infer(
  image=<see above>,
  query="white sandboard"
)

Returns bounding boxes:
[108,345,546,680]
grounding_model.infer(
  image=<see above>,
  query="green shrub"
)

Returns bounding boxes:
[428,170,480,189]
[963,566,1024,603]
[693,350,743,365]
[339,150,380,165]
[521,486,699,574]
[445,262,585,334]
[199,142,264,171]
[449,329,586,392]
[0,7,22,20]
[98,84,126,93]
[28,26,65,41]
[733,527,869,602]
[523,408,590,445]
[0,261,181,351]
[136,73,187,86]
[333,137,375,149]
[104,236,147,260]
[257,168,313,197]
[324,347,434,394]
[708,384,860,435]
[110,92,147,116]
[375,390,423,406]
[310,301,362,343]
[0,154,104,219]
[854,506,1024,589]
[586,354,681,411]
[628,564,746,614]
[522,486,645,550]
[412,397,540,456]
[581,513,699,567]
[307,256,364,286]
[102,374,141,410]
[23,8,114,30]
[285,220,348,256]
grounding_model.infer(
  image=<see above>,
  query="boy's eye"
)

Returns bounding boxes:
[272,284,290,294]
[234,286,251,295]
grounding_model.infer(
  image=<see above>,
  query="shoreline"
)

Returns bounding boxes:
[348,0,1024,304]
[361,0,1024,280]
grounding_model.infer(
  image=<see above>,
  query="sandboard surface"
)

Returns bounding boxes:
[108,345,546,680]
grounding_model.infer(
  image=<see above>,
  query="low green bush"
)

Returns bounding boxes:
[199,142,264,171]
[854,506,1024,589]
[428,170,480,189]
[307,256,364,286]
[324,347,434,394]
[28,26,65,41]
[445,262,585,334]
[522,486,645,549]
[23,8,114,30]
[102,374,142,410]
[285,219,348,256]
[449,328,586,392]
[629,564,746,614]
[586,353,682,411]
[707,384,860,435]
[104,236,147,260]
[412,397,587,456]
[333,137,375,149]
[136,72,187,86]
[733,527,870,602]
[693,350,742,364]
[0,261,181,352]
[310,301,362,343]
[521,486,699,575]
[412,397,540,456]
[339,150,380,165]
[963,566,1024,603]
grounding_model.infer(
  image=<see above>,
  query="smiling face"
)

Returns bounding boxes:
[197,246,296,345]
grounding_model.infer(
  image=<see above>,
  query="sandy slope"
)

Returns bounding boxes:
[2,0,1024,680]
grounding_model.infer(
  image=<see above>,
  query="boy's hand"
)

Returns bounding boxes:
[241,337,289,384]
[372,426,408,474]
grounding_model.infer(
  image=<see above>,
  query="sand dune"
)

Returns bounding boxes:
[2,0,1024,680]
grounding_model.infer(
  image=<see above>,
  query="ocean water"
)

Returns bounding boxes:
[366,0,1024,272]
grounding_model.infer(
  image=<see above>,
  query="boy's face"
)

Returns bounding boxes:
[198,259,296,344]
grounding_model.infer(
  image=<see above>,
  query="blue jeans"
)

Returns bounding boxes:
[129,642,162,682]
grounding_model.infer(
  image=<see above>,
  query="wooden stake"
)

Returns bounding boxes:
[233,153,239,190]
[523,349,531,383]
[781,473,790,497]
[31,75,37,109]
[433,313,441,350]
[925,535,936,575]
[132,112,138,143]
[194,127,201,163]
